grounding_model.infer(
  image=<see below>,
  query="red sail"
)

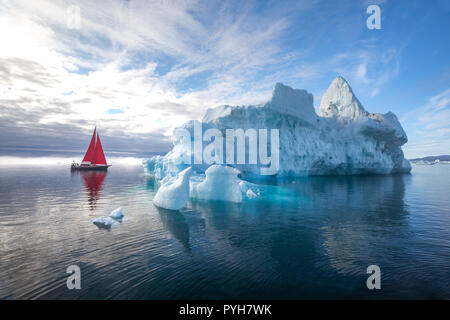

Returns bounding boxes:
[82,128,96,164]
[92,133,107,165]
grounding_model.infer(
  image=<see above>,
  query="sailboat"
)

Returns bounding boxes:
[71,127,111,171]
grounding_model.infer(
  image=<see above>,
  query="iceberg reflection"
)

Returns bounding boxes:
[157,207,190,251]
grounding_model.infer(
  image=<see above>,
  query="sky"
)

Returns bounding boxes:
[0,0,449,158]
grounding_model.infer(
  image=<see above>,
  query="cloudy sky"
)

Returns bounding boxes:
[0,0,449,158]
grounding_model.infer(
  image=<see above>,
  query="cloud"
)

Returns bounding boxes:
[0,0,421,156]
[402,89,450,158]
[0,0,307,153]
[330,48,400,97]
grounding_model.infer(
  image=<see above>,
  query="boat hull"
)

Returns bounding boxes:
[71,165,111,171]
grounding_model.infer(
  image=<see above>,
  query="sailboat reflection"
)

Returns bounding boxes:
[80,171,107,210]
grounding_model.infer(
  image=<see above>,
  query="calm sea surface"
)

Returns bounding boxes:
[0,161,449,299]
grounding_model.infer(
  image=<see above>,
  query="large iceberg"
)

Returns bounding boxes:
[143,76,411,179]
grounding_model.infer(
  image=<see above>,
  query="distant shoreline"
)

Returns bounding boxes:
[409,155,450,164]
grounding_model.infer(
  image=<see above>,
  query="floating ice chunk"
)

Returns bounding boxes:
[190,165,243,203]
[92,216,118,229]
[239,180,249,193]
[109,207,124,221]
[239,179,260,199]
[93,208,124,229]
[153,167,193,210]
[246,188,258,199]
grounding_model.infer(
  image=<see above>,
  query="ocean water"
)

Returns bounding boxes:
[0,160,449,299]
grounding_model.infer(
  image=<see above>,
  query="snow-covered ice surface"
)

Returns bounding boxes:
[153,167,193,210]
[143,76,411,180]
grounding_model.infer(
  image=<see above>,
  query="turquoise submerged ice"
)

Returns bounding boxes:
[143,76,411,180]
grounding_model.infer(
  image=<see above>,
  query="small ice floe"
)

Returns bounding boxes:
[92,216,118,229]
[109,207,124,221]
[93,207,125,229]
[153,167,192,210]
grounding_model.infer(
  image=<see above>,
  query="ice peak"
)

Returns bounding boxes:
[319,76,368,121]
[266,82,317,123]
[333,75,349,85]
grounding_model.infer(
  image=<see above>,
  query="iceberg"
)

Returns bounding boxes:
[153,167,193,210]
[143,76,411,179]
